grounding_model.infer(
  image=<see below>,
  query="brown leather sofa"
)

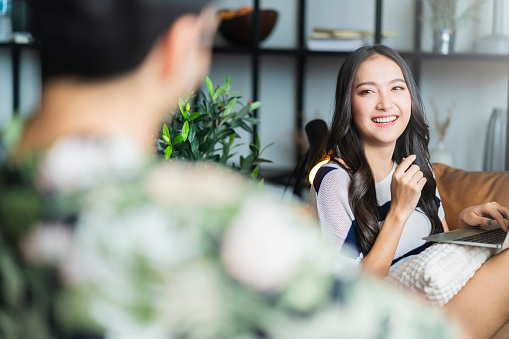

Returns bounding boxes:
[432,163,509,230]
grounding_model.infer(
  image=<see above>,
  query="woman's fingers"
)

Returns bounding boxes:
[395,154,417,174]
[416,176,427,191]
[463,202,509,231]
[484,202,509,231]
[490,202,509,220]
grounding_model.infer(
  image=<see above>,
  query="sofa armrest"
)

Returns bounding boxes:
[432,163,509,230]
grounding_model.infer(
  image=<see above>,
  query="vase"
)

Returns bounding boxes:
[433,28,455,54]
[430,141,454,166]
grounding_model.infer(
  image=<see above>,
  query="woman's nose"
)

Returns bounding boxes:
[376,92,394,111]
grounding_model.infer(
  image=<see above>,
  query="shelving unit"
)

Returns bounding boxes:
[212,0,509,172]
[0,41,38,122]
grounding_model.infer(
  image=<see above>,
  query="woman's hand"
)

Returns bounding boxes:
[459,202,509,231]
[389,155,427,222]
[363,155,426,276]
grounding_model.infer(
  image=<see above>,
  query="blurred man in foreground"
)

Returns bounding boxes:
[0,0,464,338]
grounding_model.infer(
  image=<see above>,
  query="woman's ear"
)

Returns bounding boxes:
[157,9,217,93]
[159,14,199,81]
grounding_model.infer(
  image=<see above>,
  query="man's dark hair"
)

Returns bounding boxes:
[29,0,210,80]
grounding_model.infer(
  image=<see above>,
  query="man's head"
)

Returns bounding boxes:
[29,0,214,81]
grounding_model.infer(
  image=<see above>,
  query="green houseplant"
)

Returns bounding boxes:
[425,0,486,32]
[157,76,272,183]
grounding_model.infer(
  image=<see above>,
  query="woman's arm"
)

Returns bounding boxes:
[314,166,360,252]
[362,155,427,277]
[442,218,450,232]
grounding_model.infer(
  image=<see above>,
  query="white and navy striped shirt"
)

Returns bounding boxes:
[311,162,445,271]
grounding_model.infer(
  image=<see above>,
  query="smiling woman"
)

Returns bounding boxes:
[313,45,441,264]
[310,44,509,338]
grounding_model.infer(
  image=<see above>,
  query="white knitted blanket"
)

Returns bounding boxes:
[386,243,496,307]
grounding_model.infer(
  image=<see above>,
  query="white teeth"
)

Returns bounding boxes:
[372,116,397,124]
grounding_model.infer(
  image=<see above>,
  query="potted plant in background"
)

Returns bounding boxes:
[157,76,272,184]
[423,0,487,54]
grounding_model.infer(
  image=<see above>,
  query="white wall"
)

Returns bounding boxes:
[211,0,509,171]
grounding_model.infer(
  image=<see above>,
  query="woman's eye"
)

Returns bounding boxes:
[392,86,406,91]
[359,89,374,95]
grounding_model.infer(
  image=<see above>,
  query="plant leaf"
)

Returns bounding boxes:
[224,97,237,116]
[252,158,273,165]
[228,134,235,148]
[213,87,226,102]
[250,101,262,110]
[250,166,259,180]
[165,146,172,160]
[225,75,231,94]
[182,121,190,138]
[179,98,187,119]
[235,104,251,119]
[196,127,210,139]
[206,76,214,98]
[162,135,171,145]
[189,112,200,120]
[216,128,235,141]
[191,139,200,154]
[188,125,196,142]
[244,117,260,124]
[258,178,264,190]
[239,121,253,133]
[172,135,185,145]
[260,142,275,155]
[163,124,170,138]
[241,154,255,174]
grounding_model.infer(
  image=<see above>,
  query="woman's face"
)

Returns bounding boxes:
[351,54,411,149]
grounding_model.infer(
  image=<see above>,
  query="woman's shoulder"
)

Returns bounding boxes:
[313,158,351,193]
[321,157,350,175]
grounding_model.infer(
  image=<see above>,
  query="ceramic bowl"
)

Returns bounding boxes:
[219,9,278,46]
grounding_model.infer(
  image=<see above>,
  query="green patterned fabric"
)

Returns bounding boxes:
[0,133,459,339]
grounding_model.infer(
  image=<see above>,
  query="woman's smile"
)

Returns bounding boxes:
[371,115,399,126]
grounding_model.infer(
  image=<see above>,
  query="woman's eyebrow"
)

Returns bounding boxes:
[355,78,406,89]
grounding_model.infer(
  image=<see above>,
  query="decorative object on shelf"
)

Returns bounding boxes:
[431,141,455,166]
[306,28,396,52]
[0,0,12,43]
[423,0,487,54]
[218,7,278,46]
[430,98,455,166]
[433,28,455,54]
[157,75,272,184]
[474,0,509,54]
[483,107,507,171]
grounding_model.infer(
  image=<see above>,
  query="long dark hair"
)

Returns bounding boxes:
[323,44,443,256]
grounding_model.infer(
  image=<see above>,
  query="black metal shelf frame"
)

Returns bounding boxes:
[213,0,509,170]
[0,42,38,114]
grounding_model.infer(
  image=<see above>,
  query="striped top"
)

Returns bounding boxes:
[311,162,445,270]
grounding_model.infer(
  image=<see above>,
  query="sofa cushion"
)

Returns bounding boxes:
[432,163,509,230]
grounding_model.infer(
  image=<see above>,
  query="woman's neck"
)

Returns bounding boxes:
[364,144,396,183]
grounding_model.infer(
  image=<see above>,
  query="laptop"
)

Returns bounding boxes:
[423,223,509,249]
